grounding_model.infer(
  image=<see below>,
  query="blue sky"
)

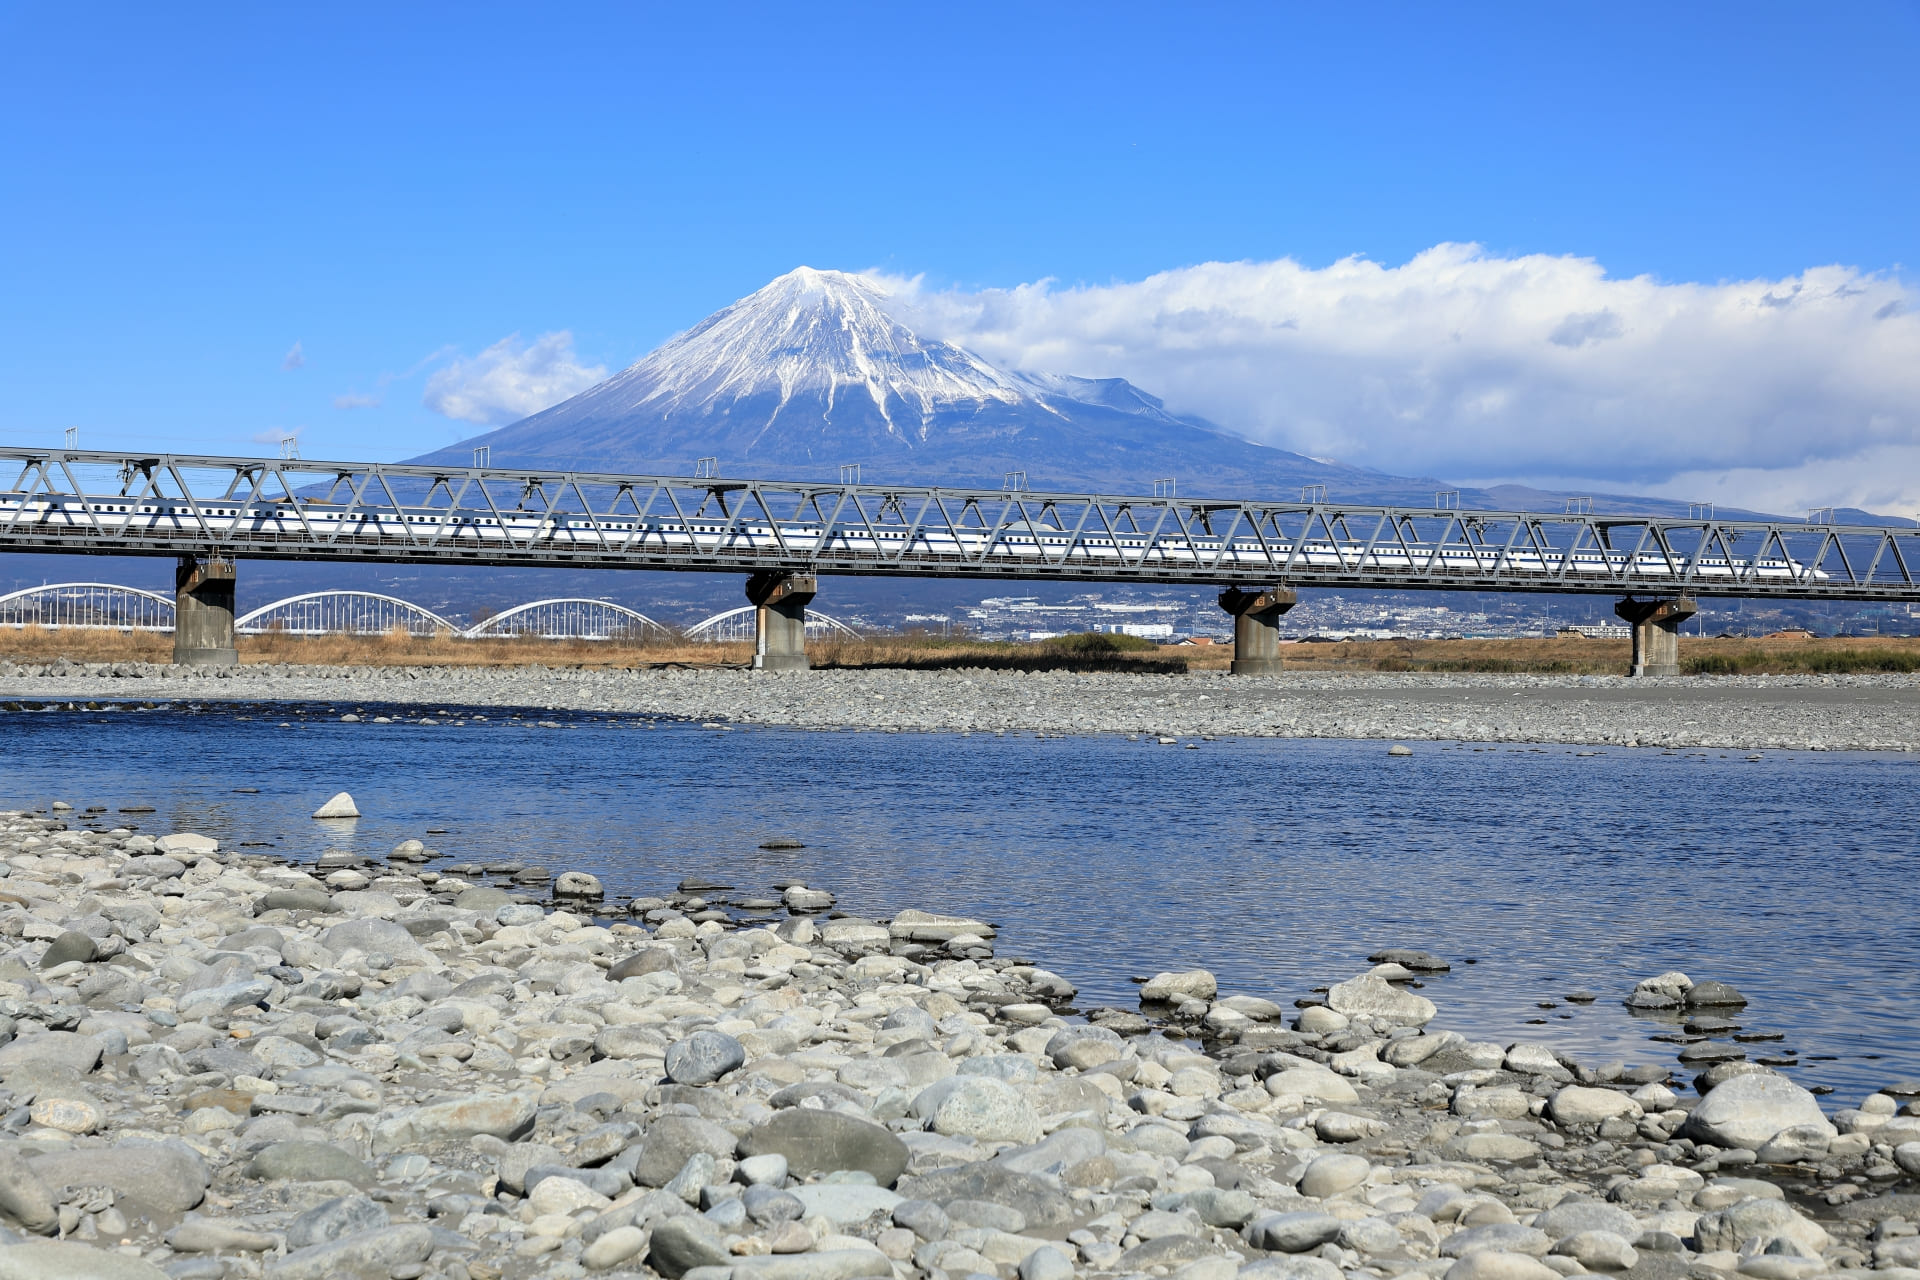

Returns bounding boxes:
[2,3,1917,505]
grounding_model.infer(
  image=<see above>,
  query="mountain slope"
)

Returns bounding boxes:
[411,268,1460,503]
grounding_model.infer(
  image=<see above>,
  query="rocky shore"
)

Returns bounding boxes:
[6,662,1920,752]
[3,806,1919,1280]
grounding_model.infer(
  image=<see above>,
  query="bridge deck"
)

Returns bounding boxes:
[6,447,1919,601]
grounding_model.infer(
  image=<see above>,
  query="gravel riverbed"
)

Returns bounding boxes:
[5,662,1920,752]
[1,807,1919,1280]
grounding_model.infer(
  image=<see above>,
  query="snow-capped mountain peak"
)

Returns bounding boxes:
[585,267,1029,441]
[419,266,1437,500]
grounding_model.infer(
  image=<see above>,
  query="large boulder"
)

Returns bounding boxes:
[1682,1074,1834,1151]
[29,1140,211,1213]
[738,1109,909,1186]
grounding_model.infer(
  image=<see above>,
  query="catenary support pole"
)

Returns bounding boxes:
[1218,586,1298,675]
[1614,596,1697,677]
[746,571,817,672]
[173,555,237,667]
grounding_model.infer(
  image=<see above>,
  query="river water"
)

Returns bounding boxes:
[4,698,1915,1100]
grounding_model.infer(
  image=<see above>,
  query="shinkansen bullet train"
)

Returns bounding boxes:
[0,493,1826,580]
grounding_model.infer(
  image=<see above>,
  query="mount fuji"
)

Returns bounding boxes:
[412,268,1465,504]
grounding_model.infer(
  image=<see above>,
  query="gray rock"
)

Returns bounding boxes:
[895,1163,1074,1226]
[790,1185,901,1225]
[39,932,96,968]
[743,1184,805,1226]
[1441,1254,1561,1280]
[555,871,604,898]
[29,1140,210,1213]
[992,1127,1105,1175]
[1754,1123,1835,1164]
[665,1031,745,1085]
[738,1109,910,1186]
[1682,1074,1834,1151]
[1551,1230,1637,1271]
[648,1215,731,1279]
[1297,1152,1370,1198]
[1182,1187,1257,1228]
[1115,1234,1218,1270]
[635,1115,742,1187]
[266,1224,432,1280]
[909,1075,1041,1143]
[373,1089,539,1151]
[1018,1245,1076,1280]
[726,1251,895,1280]
[945,1198,1026,1232]
[285,1195,388,1250]
[1246,1211,1344,1252]
[0,1033,105,1076]
[1440,1225,1553,1258]
[318,917,427,962]
[1326,973,1436,1026]
[165,1218,281,1253]
[250,1141,375,1185]
[178,978,274,1021]
[1239,1257,1345,1280]
[1684,980,1747,1008]
[0,1242,172,1280]
[1692,1197,1829,1255]
[890,1199,949,1241]
[608,949,677,982]
[452,887,512,911]
[1043,1025,1124,1071]
[1533,1201,1640,1242]
[258,889,337,914]
[881,1006,938,1037]
[0,1148,56,1235]
[584,1225,647,1271]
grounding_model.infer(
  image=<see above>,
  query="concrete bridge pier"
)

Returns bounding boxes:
[173,555,238,667]
[1218,586,1298,675]
[746,571,817,671]
[1615,595,1697,677]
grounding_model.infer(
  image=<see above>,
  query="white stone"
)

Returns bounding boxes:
[312,792,360,819]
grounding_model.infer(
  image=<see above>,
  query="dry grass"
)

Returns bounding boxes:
[1251,634,1920,676]
[0,624,749,668]
[6,624,1919,676]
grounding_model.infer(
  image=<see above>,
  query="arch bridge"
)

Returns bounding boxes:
[0,582,174,631]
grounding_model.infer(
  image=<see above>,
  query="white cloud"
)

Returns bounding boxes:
[333,392,380,410]
[876,246,1920,513]
[281,341,305,370]
[422,331,606,426]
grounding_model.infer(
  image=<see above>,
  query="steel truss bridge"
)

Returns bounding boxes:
[7,447,1920,601]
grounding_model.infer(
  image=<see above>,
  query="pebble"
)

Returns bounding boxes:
[8,663,1920,750]
[0,803,1912,1280]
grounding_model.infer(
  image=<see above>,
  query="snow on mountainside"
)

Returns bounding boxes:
[411,267,1455,501]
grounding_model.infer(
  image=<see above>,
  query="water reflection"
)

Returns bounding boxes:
[3,702,1915,1098]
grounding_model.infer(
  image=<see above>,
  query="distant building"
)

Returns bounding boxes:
[1765,628,1815,640]
[1558,624,1631,639]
